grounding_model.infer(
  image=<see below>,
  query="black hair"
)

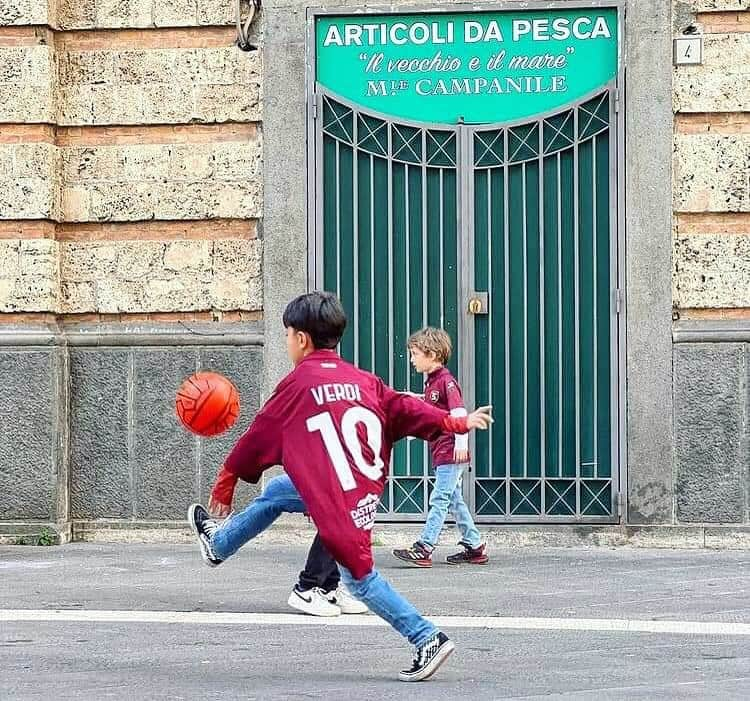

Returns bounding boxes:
[282,291,347,350]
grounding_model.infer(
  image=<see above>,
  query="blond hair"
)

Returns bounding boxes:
[407,327,452,364]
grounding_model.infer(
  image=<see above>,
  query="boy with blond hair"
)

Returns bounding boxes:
[393,327,489,567]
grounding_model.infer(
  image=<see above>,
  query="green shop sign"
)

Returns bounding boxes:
[315,8,619,125]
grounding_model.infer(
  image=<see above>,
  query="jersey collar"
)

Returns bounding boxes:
[426,365,448,383]
[299,349,341,366]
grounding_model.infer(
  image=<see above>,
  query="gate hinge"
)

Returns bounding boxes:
[617,491,625,518]
[614,288,624,315]
[614,88,621,113]
[311,99,318,120]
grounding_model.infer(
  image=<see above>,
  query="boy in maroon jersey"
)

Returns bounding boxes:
[187,291,492,682]
[393,328,489,567]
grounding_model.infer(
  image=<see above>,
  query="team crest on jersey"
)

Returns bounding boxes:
[429,390,440,403]
[350,493,379,531]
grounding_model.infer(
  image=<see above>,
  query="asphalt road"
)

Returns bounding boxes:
[1,543,749,700]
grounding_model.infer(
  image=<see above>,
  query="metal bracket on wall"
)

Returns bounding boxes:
[236,0,261,52]
[614,288,624,315]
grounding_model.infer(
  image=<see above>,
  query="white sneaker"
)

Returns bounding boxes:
[287,586,341,617]
[326,586,368,614]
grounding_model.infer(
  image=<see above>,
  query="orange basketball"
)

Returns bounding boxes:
[175,371,240,438]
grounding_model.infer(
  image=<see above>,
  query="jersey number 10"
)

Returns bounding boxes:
[306,407,385,491]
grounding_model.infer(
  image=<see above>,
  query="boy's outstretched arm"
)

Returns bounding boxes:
[383,382,492,441]
[445,406,493,432]
[207,386,290,517]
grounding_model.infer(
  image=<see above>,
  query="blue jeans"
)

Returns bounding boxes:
[210,473,437,647]
[211,473,307,559]
[421,465,482,548]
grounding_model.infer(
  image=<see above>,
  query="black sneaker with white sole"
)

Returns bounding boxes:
[187,503,224,567]
[398,631,455,682]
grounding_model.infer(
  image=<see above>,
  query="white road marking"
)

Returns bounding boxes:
[1,609,749,636]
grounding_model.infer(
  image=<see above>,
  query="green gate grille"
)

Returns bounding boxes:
[317,93,461,518]
[313,87,620,522]
[470,90,617,521]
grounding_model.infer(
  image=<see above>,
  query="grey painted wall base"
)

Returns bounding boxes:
[2,320,748,537]
[673,326,750,526]
[0,323,265,541]
[0,347,63,526]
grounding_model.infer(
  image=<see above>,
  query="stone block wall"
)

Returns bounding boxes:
[0,141,58,221]
[0,1,262,318]
[672,1,750,529]
[60,237,261,313]
[58,136,262,221]
[0,346,61,522]
[0,1,265,539]
[0,238,59,311]
[0,325,264,540]
[56,41,261,125]
[672,2,750,317]
[0,39,56,123]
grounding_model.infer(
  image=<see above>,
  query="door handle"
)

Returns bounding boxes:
[468,292,488,314]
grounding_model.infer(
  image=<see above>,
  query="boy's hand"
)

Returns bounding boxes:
[467,405,493,430]
[208,496,231,519]
[209,464,238,518]
[453,448,469,463]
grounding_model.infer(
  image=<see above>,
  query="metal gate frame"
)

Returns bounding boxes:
[306,1,627,524]
[460,83,625,523]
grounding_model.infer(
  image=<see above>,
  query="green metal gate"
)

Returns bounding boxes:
[312,91,462,519]
[310,85,621,522]
[467,89,620,522]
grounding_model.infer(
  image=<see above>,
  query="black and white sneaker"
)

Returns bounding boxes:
[398,631,455,682]
[187,503,224,567]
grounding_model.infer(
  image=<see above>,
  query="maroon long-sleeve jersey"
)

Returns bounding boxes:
[223,349,459,579]
[424,366,471,467]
